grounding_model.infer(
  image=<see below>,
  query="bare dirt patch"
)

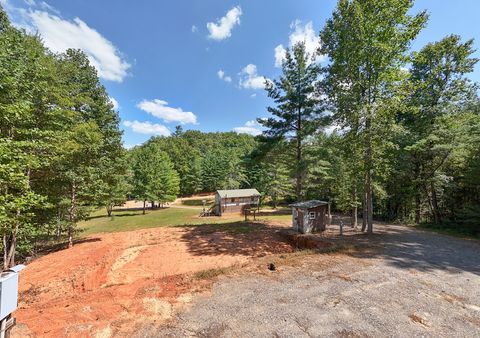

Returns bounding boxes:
[13,223,292,337]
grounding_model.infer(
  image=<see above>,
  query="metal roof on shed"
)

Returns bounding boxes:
[216,189,260,198]
[290,200,329,209]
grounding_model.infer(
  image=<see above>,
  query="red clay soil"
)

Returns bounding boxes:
[12,224,292,338]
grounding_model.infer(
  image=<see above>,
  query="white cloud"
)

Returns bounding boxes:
[274,20,324,68]
[217,69,232,83]
[4,2,130,82]
[123,120,171,136]
[123,143,140,150]
[239,64,269,90]
[191,25,198,33]
[250,93,257,98]
[109,97,119,110]
[137,99,197,124]
[29,11,130,82]
[233,120,263,136]
[274,45,287,68]
[207,5,242,41]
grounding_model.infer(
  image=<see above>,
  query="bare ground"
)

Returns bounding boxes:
[139,223,480,338]
[11,222,292,337]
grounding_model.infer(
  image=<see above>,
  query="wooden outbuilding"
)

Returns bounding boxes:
[215,189,260,216]
[290,200,330,234]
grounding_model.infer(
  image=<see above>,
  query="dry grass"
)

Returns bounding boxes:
[440,292,466,304]
[194,267,233,280]
[409,313,429,327]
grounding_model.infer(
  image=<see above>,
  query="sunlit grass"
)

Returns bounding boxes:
[79,207,292,236]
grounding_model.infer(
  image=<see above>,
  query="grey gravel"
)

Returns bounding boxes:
[137,224,480,338]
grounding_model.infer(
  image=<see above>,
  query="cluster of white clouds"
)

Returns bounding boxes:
[233,120,263,136]
[238,64,269,90]
[3,0,130,82]
[4,1,326,139]
[123,99,197,136]
[207,6,242,41]
[125,100,219,136]
[217,69,232,83]
[137,99,197,125]
[274,20,324,68]
[123,120,170,136]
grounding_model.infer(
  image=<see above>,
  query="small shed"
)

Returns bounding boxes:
[290,200,329,234]
[215,189,260,216]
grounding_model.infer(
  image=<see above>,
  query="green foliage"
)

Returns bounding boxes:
[259,42,324,200]
[0,8,125,266]
[130,143,179,207]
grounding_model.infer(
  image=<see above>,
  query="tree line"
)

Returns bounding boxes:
[255,0,480,236]
[0,8,127,268]
[1,0,480,269]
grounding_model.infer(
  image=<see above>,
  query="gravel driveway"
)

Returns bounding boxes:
[137,224,480,338]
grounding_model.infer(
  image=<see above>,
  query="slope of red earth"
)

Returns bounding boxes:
[12,224,293,337]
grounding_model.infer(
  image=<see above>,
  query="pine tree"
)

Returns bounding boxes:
[259,42,323,201]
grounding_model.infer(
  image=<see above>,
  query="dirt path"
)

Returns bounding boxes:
[12,224,292,337]
[144,224,480,337]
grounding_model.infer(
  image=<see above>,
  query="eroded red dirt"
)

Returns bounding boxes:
[13,224,292,337]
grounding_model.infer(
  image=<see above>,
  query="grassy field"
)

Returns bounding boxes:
[79,206,292,236]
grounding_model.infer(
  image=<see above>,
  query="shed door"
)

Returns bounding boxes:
[297,210,304,230]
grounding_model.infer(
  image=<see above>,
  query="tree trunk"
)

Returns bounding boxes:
[295,108,302,201]
[430,182,441,224]
[4,210,20,269]
[351,187,358,229]
[3,220,19,270]
[295,136,302,201]
[365,113,373,234]
[366,169,373,234]
[107,205,113,217]
[151,201,155,210]
[68,181,76,248]
[415,193,421,224]
[361,193,367,232]
[143,200,146,215]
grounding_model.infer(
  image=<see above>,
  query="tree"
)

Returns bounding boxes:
[0,9,61,266]
[320,0,428,232]
[131,144,179,213]
[97,153,131,217]
[54,49,124,247]
[260,42,323,201]
[402,35,478,224]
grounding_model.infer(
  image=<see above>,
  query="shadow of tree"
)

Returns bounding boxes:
[179,222,293,257]
[324,218,480,276]
[179,214,480,276]
[27,237,102,263]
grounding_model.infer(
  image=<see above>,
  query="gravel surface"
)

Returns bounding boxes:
[139,224,480,338]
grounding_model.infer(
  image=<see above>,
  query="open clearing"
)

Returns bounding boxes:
[13,217,292,337]
[11,208,480,338]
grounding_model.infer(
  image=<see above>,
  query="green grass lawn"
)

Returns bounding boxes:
[79,207,292,236]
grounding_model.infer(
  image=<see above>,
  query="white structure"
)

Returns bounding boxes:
[0,265,25,337]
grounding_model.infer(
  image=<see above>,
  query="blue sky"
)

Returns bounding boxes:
[2,0,480,148]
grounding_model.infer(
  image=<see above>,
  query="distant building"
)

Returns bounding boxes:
[215,189,261,216]
[290,200,330,233]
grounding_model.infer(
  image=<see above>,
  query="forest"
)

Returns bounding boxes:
[1,0,480,270]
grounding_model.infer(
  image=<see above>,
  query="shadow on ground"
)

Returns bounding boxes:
[324,215,480,276]
[180,222,293,257]
[179,214,480,276]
